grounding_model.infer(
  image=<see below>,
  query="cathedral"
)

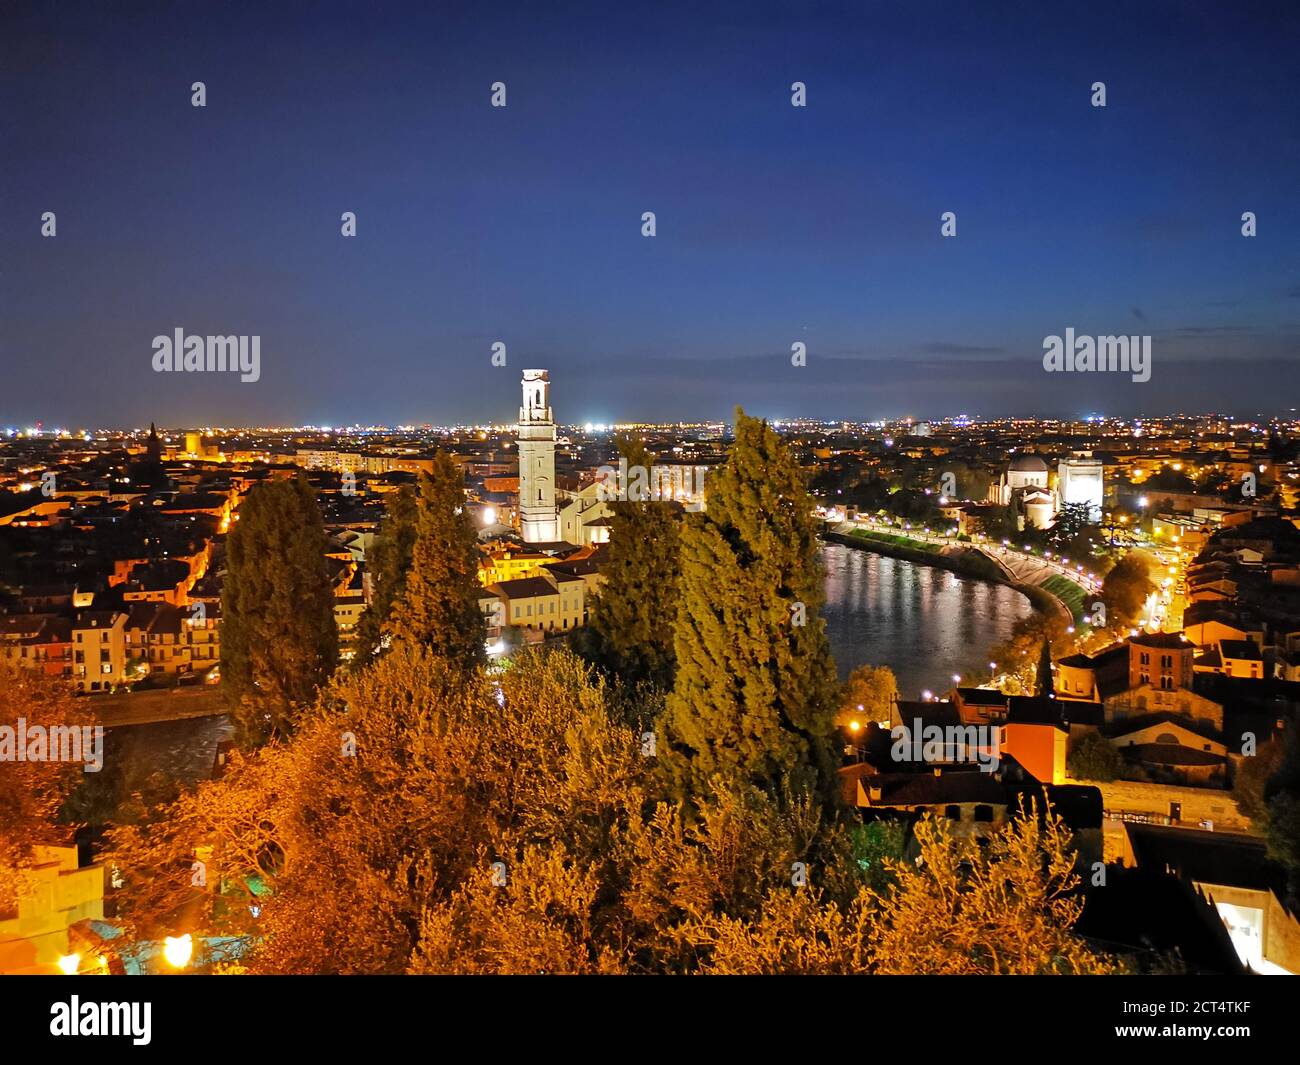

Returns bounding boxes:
[987,454,1055,530]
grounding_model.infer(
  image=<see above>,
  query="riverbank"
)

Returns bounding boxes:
[822,528,1075,626]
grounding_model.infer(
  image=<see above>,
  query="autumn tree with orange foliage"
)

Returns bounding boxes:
[682,809,1118,975]
[0,661,94,913]
[106,648,1116,974]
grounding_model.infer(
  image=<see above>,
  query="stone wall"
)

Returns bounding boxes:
[1074,777,1250,832]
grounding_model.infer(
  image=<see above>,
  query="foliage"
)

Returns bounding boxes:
[681,810,1117,975]
[662,410,840,806]
[351,484,418,667]
[586,435,682,689]
[1101,552,1155,627]
[1067,731,1125,783]
[838,664,898,726]
[1232,735,1284,830]
[1036,637,1054,697]
[386,454,485,668]
[220,476,338,746]
[0,663,93,913]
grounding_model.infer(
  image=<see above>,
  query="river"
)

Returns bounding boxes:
[820,540,1035,698]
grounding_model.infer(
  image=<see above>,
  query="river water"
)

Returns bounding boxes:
[820,540,1034,698]
[102,546,1030,787]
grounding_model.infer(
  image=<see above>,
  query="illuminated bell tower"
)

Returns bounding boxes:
[518,369,558,542]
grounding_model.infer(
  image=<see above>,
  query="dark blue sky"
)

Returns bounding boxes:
[2,0,1298,428]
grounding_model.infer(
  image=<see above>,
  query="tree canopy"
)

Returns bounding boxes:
[220,476,338,746]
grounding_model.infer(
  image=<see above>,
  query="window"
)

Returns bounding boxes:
[974,805,994,823]
[944,805,961,821]
[1139,652,1150,665]
[101,662,113,675]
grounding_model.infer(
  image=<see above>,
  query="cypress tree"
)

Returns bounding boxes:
[662,409,839,803]
[586,435,681,690]
[1036,637,1054,697]
[387,452,485,667]
[221,477,339,746]
[351,483,419,667]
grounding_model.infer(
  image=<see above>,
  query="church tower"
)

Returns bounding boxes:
[518,369,558,542]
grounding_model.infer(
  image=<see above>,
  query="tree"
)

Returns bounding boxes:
[220,477,338,746]
[106,645,647,973]
[837,664,898,727]
[585,436,681,690]
[387,453,485,667]
[1260,730,1300,901]
[974,503,1018,542]
[1232,735,1284,830]
[681,809,1117,974]
[106,643,1125,975]
[409,845,625,975]
[1050,501,1101,560]
[662,410,839,805]
[860,810,1115,974]
[1035,637,1054,697]
[988,609,1070,693]
[1265,792,1300,902]
[351,483,419,667]
[0,663,93,913]
[1067,731,1125,782]
[1101,553,1155,627]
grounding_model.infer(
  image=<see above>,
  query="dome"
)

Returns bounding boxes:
[1008,454,1048,473]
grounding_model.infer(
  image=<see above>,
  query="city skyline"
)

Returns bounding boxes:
[3,0,1299,427]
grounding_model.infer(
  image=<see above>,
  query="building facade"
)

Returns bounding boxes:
[1058,451,1105,522]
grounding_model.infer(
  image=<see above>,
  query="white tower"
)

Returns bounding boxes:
[518,369,558,542]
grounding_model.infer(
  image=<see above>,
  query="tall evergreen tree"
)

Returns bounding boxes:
[662,410,839,804]
[387,452,485,666]
[586,435,682,690]
[1036,637,1054,697]
[221,477,338,746]
[351,483,419,667]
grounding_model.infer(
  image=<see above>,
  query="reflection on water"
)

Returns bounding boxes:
[821,541,1034,698]
[105,714,233,786]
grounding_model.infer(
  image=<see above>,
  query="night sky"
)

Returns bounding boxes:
[2,0,1298,428]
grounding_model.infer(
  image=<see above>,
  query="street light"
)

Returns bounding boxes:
[163,934,193,970]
